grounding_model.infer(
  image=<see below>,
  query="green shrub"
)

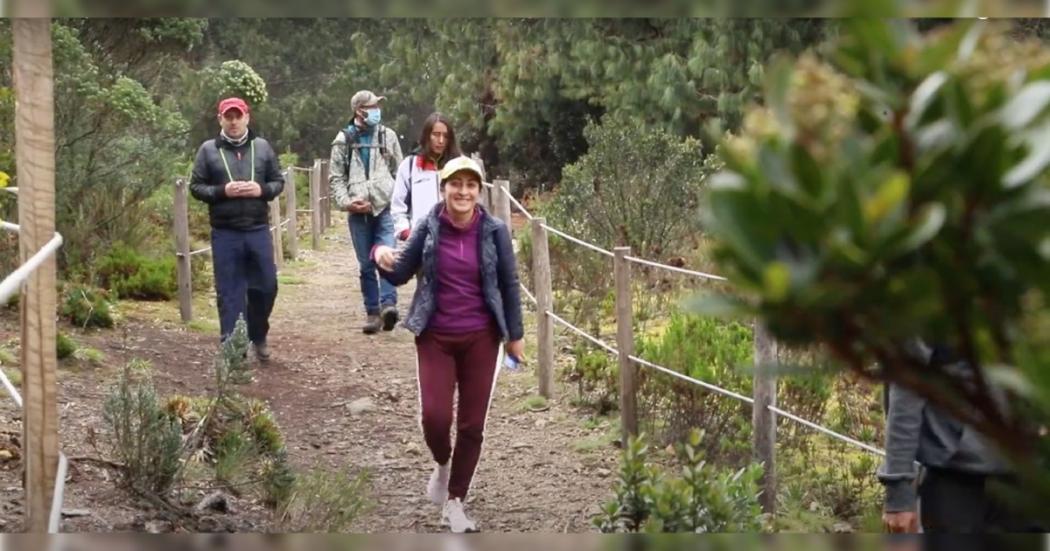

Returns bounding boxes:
[96,244,177,300]
[595,430,764,533]
[565,344,619,414]
[214,429,254,486]
[261,450,296,507]
[635,313,754,460]
[278,467,371,532]
[56,332,77,360]
[61,285,115,329]
[102,359,183,495]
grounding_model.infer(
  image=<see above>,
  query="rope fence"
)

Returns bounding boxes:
[510,185,885,516]
[624,254,728,282]
[0,220,69,532]
[540,223,615,258]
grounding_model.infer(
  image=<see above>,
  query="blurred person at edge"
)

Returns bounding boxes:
[879,341,1047,533]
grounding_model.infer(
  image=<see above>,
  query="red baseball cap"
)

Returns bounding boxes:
[217,97,249,116]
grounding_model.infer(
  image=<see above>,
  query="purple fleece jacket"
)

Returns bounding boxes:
[428,207,495,333]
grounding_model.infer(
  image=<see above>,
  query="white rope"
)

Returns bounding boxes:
[0,222,70,533]
[48,453,68,533]
[545,310,619,355]
[624,255,728,282]
[519,283,537,305]
[540,298,884,458]
[541,224,614,258]
[0,363,22,408]
[0,222,65,306]
[297,209,314,213]
[627,355,756,405]
[769,405,886,457]
[2,187,16,194]
[482,181,494,189]
[180,246,211,257]
[506,193,534,221]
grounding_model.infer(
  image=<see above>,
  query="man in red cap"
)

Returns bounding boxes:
[189,97,285,361]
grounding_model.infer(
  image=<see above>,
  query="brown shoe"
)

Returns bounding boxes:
[362,314,381,334]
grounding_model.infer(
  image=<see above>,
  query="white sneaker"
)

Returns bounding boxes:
[427,462,450,505]
[441,497,477,533]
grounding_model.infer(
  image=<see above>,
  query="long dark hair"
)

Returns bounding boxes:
[419,112,461,168]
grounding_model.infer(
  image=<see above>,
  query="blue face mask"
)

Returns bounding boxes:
[364,108,381,127]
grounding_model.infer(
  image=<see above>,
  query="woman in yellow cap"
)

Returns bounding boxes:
[372,155,524,533]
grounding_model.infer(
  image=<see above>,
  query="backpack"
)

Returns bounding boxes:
[342,124,396,180]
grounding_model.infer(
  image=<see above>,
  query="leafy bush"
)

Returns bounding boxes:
[703,20,1050,491]
[56,332,77,360]
[102,358,183,495]
[635,314,754,460]
[545,111,708,260]
[595,431,764,533]
[565,344,619,414]
[61,285,114,328]
[96,244,177,300]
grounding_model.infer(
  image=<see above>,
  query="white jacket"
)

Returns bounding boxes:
[390,154,442,238]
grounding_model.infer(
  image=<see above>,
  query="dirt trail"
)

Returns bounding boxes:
[0,224,616,532]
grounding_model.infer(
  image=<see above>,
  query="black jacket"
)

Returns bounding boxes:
[189,129,284,230]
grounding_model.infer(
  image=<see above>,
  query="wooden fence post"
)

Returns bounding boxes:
[14,17,59,532]
[284,168,298,261]
[495,179,512,228]
[753,320,778,516]
[320,161,331,229]
[173,179,193,322]
[614,247,638,441]
[269,193,283,271]
[530,217,555,398]
[310,160,321,250]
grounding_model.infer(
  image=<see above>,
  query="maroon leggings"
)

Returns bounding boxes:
[415,325,502,500]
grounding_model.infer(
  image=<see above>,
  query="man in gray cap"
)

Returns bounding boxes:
[329,90,404,334]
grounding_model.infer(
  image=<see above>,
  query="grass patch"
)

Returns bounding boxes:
[277,274,306,286]
[74,346,106,365]
[572,429,619,454]
[187,318,219,334]
[518,394,549,412]
[2,366,21,387]
[57,332,78,360]
[0,346,17,367]
[278,467,371,532]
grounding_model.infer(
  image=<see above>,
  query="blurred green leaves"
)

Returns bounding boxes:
[702,19,1050,467]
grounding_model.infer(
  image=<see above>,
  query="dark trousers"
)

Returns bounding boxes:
[211,226,278,344]
[920,467,1044,533]
[415,325,502,500]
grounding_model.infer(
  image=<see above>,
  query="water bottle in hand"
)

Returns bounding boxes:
[503,353,522,372]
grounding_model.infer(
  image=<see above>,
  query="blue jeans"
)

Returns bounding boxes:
[210,226,278,344]
[348,207,397,315]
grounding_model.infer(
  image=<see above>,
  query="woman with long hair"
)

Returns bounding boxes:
[390,112,462,242]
